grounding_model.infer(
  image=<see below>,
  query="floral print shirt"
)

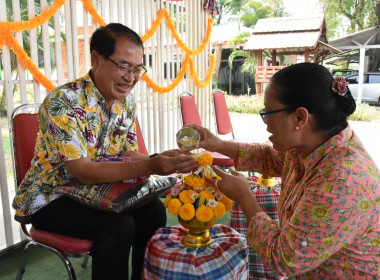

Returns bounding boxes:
[236,127,380,279]
[13,72,138,218]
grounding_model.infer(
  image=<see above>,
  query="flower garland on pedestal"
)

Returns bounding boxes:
[164,153,232,225]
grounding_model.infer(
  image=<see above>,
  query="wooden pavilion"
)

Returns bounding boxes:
[244,14,341,93]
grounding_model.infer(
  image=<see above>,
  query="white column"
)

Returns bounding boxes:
[357,47,366,103]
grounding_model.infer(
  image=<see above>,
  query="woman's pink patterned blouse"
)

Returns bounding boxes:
[235,127,380,279]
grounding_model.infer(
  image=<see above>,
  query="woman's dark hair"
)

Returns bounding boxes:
[90,23,144,58]
[270,62,356,136]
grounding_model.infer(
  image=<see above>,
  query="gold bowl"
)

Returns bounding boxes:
[178,215,216,248]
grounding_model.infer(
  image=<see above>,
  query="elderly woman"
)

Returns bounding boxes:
[188,63,380,279]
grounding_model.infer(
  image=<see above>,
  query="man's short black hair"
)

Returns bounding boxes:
[90,23,144,57]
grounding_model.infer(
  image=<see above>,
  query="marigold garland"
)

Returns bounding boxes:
[141,9,214,56]
[0,0,105,91]
[0,2,214,94]
[164,153,233,222]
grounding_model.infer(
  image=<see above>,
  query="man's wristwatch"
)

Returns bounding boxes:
[149,153,159,158]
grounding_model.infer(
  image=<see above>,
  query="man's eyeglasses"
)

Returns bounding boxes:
[259,108,290,123]
[106,57,147,78]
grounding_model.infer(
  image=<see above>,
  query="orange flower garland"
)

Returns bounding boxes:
[141,54,215,93]
[141,9,214,56]
[164,153,232,223]
[0,2,214,94]
[0,0,105,91]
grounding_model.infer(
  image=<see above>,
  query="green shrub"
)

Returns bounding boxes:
[225,94,264,114]
[349,103,380,122]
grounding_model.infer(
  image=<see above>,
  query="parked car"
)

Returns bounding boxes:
[345,72,380,105]
[331,69,358,78]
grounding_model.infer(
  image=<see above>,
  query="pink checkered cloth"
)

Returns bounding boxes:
[143,224,249,280]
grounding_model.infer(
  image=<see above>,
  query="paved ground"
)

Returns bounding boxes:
[229,112,380,169]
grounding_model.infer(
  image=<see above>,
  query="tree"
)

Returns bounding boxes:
[228,50,258,79]
[321,0,380,71]
[240,0,288,28]
[321,0,379,37]
[225,1,288,93]
[212,0,245,25]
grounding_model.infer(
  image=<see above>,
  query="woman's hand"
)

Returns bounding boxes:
[206,167,251,204]
[184,124,223,152]
[207,167,263,220]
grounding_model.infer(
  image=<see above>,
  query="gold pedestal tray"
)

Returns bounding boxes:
[257,174,277,187]
[178,216,216,248]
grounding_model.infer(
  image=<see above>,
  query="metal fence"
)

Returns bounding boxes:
[0,0,212,251]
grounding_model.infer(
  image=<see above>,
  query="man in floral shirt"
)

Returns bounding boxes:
[13,23,197,280]
[189,63,379,279]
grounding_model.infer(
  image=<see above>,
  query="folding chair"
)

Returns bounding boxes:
[212,89,279,179]
[10,103,92,280]
[212,89,269,144]
[178,91,234,168]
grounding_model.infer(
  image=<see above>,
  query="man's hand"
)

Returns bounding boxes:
[149,149,197,175]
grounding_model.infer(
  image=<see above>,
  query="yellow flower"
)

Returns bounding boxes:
[342,262,353,269]
[197,153,213,167]
[184,174,206,188]
[266,249,271,258]
[322,182,333,192]
[167,198,182,216]
[324,166,333,175]
[163,193,173,207]
[366,164,378,181]
[221,196,233,212]
[317,146,325,157]
[343,160,354,168]
[357,197,371,212]
[179,203,195,221]
[281,252,294,266]
[199,190,214,201]
[52,114,69,127]
[318,251,330,261]
[374,196,380,207]
[368,237,380,247]
[291,213,299,225]
[322,237,335,247]
[251,241,259,252]
[288,229,295,241]
[195,205,214,222]
[60,144,81,159]
[311,205,330,222]
[348,139,358,148]
[342,225,349,231]
[213,201,226,218]
[179,189,196,204]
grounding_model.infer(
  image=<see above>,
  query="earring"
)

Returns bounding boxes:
[296,126,299,130]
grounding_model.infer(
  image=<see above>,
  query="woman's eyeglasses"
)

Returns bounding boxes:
[259,108,290,123]
[106,57,147,78]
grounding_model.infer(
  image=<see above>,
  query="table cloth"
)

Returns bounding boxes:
[143,224,249,280]
[229,175,281,280]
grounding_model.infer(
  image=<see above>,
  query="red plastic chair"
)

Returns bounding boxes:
[178,91,234,167]
[10,103,93,280]
[135,117,148,155]
[212,89,270,144]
